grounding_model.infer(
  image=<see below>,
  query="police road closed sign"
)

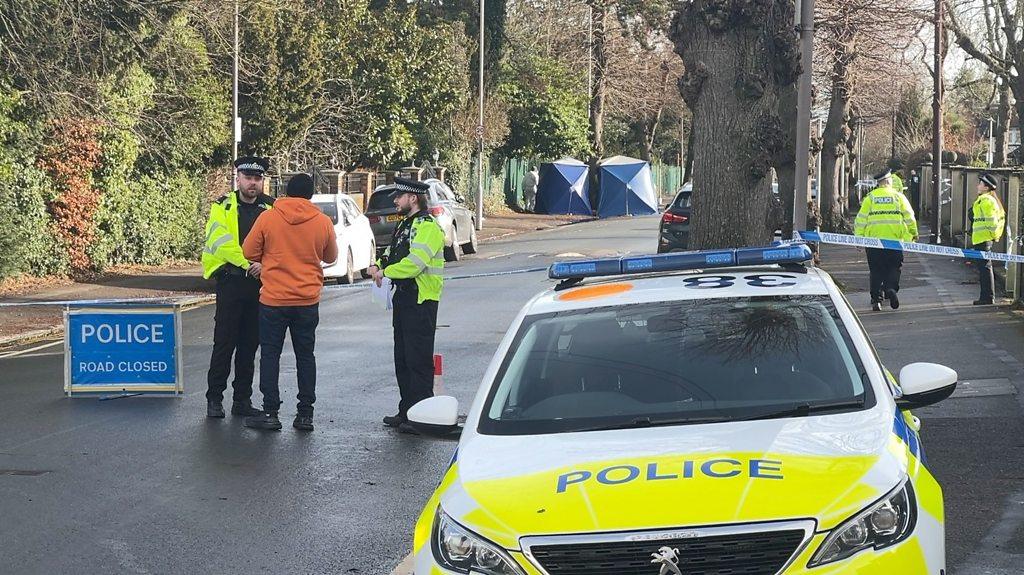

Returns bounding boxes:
[65,305,183,396]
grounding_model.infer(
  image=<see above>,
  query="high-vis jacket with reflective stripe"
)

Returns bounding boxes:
[379,213,444,303]
[201,192,273,279]
[854,186,918,241]
[971,192,1005,244]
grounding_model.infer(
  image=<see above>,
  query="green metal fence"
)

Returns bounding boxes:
[651,163,683,205]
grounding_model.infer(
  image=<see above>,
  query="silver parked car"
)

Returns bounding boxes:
[365,178,478,262]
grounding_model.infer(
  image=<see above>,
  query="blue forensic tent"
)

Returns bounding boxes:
[597,155,658,218]
[536,158,592,215]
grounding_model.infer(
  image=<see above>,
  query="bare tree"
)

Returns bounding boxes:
[813,0,922,230]
[944,0,1020,167]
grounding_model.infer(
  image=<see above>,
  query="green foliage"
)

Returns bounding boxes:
[498,55,590,161]
[91,66,205,268]
[240,3,328,158]
[0,89,65,277]
[348,7,466,168]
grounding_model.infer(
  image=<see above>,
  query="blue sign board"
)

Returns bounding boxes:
[65,306,182,395]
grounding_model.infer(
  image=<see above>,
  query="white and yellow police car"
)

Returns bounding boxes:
[406,244,955,574]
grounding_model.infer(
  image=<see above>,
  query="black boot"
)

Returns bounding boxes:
[885,289,900,310]
[397,421,421,435]
[207,400,225,418]
[293,415,314,431]
[973,299,994,305]
[383,413,406,428]
[231,401,262,417]
[245,412,282,431]
[871,301,882,312]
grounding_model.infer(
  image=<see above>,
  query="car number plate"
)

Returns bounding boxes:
[386,215,402,222]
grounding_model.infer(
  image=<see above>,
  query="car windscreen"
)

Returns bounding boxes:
[314,201,338,224]
[478,295,874,435]
[673,192,692,209]
[368,190,396,211]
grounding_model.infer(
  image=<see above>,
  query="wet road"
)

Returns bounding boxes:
[2,217,1023,574]
[0,217,659,574]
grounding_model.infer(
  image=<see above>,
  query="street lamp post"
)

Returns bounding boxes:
[232,0,240,191]
[475,0,485,231]
[793,0,815,233]
[931,0,944,244]
[987,117,995,166]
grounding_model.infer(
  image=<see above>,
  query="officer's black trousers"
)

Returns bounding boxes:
[206,274,261,403]
[975,241,995,301]
[392,286,438,417]
[865,247,904,303]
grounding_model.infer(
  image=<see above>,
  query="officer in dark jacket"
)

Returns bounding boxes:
[368,178,445,432]
[202,156,275,418]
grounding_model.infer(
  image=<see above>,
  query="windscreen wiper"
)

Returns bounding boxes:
[575,415,730,432]
[738,398,867,422]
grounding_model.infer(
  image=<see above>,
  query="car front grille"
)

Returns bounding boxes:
[526,527,807,575]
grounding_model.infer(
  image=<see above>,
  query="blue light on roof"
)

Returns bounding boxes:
[548,243,812,280]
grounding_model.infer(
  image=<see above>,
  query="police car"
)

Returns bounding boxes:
[406,244,954,574]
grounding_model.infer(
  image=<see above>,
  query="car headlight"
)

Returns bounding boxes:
[432,508,525,575]
[809,479,917,566]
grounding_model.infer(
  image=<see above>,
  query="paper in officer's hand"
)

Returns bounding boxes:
[370,276,393,310]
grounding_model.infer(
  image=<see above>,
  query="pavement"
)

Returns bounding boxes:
[0,217,1023,574]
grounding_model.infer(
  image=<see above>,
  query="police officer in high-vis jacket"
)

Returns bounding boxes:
[855,169,918,312]
[202,156,275,418]
[368,178,444,433]
[970,172,1006,305]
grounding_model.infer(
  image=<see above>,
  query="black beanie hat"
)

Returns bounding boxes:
[287,173,315,199]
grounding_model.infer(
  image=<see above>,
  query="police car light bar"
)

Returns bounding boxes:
[548,243,813,280]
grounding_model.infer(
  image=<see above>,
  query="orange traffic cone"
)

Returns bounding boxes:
[433,354,444,396]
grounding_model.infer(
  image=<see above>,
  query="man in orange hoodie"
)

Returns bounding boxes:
[241,173,338,431]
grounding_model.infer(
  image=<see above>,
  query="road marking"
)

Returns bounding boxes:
[486,252,511,259]
[389,553,413,575]
[0,340,62,360]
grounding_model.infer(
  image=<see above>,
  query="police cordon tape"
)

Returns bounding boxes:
[0,266,551,307]
[797,230,1024,264]
[321,265,549,291]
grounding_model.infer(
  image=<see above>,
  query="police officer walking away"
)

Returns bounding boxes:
[202,156,275,418]
[970,172,1006,305]
[854,169,918,311]
[368,178,445,433]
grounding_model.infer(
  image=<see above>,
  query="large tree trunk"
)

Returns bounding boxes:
[670,0,800,249]
[994,82,1011,167]
[819,53,852,232]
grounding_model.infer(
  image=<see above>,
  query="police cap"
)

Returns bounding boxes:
[872,169,893,181]
[979,172,998,190]
[390,177,431,197]
[234,156,270,177]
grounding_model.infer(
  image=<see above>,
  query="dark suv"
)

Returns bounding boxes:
[657,186,691,253]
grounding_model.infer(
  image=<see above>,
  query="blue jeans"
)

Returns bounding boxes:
[259,303,319,415]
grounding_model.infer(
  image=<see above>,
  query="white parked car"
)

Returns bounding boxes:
[310,193,376,284]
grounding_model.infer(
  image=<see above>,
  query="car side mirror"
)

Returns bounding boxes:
[895,363,957,410]
[407,396,462,438]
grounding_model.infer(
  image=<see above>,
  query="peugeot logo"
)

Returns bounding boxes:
[650,546,683,575]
